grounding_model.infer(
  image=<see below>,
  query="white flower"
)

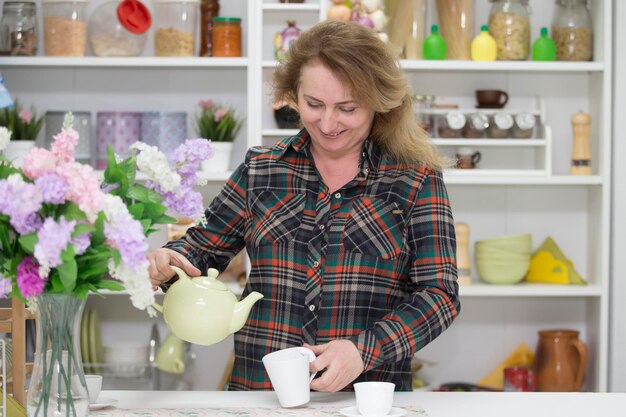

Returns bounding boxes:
[130,142,181,193]
[108,260,157,317]
[102,194,129,220]
[0,126,10,151]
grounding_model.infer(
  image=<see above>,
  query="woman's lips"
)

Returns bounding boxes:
[320,129,345,138]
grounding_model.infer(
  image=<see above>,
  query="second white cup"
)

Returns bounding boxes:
[354,381,395,417]
[262,346,316,408]
[84,374,102,403]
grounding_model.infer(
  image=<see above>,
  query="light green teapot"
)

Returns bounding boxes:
[153,266,263,346]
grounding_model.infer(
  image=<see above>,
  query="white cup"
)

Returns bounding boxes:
[354,381,395,417]
[262,346,316,408]
[85,374,102,403]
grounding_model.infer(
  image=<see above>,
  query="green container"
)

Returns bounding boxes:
[532,27,557,61]
[423,24,446,60]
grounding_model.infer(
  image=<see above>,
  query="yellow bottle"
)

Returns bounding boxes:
[471,25,497,61]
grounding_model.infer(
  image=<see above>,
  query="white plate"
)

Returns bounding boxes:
[89,397,118,410]
[340,406,406,417]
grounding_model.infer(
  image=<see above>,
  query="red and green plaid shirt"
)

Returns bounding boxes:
[165,130,459,391]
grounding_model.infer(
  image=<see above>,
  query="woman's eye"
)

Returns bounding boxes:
[340,107,356,113]
[307,102,321,108]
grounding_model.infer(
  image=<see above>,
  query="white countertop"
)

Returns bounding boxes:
[101,390,626,417]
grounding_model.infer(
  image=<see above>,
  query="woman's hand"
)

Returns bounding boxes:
[147,248,201,290]
[306,340,365,392]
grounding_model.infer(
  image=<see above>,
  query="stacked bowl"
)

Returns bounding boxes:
[475,234,532,285]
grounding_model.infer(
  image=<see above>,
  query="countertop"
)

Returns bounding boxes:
[96,390,626,417]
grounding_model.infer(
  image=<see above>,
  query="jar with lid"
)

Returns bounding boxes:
[212,17,242,57]
[463,113,489,138]
[42,0,88,56]
[0,1,38,56]
[437,111,466,138]
[199,0,219,56]
[154,0,199,57]
[488,0,531,60]
[488,112,514,138]
[512,112,536,138]
[88,1,148,57]
[552,0,592,61]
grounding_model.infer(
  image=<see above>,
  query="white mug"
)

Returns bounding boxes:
[354,381,395,417]
[262,346,316,408]
[84,374,102,403]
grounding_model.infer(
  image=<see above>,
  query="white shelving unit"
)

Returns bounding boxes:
[0,0,612,392]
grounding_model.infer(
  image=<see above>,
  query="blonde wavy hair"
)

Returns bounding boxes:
[273,20,444,169]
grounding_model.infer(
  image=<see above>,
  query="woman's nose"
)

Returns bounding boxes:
[320,109,338,132]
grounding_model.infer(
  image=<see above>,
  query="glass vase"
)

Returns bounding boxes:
[27,294,89,417]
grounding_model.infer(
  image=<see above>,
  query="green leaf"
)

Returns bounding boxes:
[156,214,177,225]
[127,184,163,204]
[143,201,167,219]
[98,280,125,291]
[72,223,95,237]
[91,212,107,245]
[61,244,76,263]
[18,233,37,254]
[57,258,78,292]
[62,202,88,222]
[127,203,145,219]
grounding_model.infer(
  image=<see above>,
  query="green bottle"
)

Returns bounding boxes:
[532,27,557,61]
[423,24,447,60]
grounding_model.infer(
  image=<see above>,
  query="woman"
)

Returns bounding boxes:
[148,20,459,392]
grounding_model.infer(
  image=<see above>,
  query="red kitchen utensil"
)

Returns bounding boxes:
[117,0,151,34]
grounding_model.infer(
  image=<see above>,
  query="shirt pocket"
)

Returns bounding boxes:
[342,196,406,260]
[249,190,305,246]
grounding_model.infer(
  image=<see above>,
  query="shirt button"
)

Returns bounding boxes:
[309,305,316,312]
[319,224,325,230]
[313,261,319,268]
[334,192,341,199]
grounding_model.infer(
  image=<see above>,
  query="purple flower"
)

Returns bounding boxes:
[72,232,91,255]
[0,175,43,219]
[10,212,42,234]
[34,216,76,272]
[104,212,148,272]
[161,186,204,220]
[35,174,69,204]
[0,274,12,298]
[16,256,45,297]
[173,139,213,186]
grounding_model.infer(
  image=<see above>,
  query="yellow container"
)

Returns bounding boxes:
[471,25,497,61]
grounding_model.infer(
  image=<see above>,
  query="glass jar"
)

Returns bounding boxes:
[199,0,220,56]
[435,0,473,60]
[512,112,536,138]
[487,112,514,138]
[153,0,199,57]
[552,0,592,61]
[212,17,242,57]
[0,1,38,56]
[42,0,88,56]
[437,111,466,138]
[463,113,489,138]
[488,0,531,60]
[88,1,148,57]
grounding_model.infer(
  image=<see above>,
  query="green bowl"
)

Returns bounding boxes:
[475,258,530,285]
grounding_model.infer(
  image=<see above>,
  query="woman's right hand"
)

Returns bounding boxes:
[147,248,201,290]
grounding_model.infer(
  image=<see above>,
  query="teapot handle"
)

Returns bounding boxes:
[170,265,190,281]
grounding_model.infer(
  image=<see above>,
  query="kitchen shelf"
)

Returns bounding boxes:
[443,174,602,185]
[459,283,602,297]
[0,57,249,68]
[262,129,300,136]
[262,3,320,11]
[434,139,546,146]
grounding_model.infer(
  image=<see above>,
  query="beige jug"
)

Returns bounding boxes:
[533,329,588,392]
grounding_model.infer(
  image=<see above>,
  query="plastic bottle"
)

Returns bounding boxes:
[532,27,557,61]
[471,25,497,61]
[423,24,446,60]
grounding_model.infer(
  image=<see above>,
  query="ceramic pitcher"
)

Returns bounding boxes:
[533,329,588,391]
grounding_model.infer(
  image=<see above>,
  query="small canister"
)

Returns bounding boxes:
[45,111,93,166]
[0,1,38,56]
[463,112,489,138]
[212,17,242,57]
[199,0,219,56]
[487,112,514,138]
[153,0,199,57]
[96,112,141,169]
[140,112,187,162]
[437,111,466,138]
[42,0,88,56]
[512,112,536,138]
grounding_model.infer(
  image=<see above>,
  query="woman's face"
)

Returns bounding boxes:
[297,62,375,159]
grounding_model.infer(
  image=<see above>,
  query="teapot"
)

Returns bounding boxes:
[153,266,263,346]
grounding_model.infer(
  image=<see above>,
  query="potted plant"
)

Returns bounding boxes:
[0,100,44,164]
[196,99,244,172]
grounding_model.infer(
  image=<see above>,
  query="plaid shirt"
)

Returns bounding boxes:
[165,130,459,391]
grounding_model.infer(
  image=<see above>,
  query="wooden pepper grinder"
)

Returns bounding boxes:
[455,222,471,286]
[570,111,592,175]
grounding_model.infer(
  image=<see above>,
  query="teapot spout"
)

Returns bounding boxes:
[229,291,264,334]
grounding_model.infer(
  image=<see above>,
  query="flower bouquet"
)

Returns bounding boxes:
[0,114,213,416]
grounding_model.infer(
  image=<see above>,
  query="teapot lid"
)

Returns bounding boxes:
[195,268,229,291]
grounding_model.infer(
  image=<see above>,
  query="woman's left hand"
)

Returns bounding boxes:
[305,340,365,392]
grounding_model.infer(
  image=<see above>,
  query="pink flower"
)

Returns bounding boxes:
[16,256,45,297]
[18,109,33,124]
[198,99,213,110]
[22,148,57,180]
[214,107,228,122]
[51,127,79,164]
[56,162,103,221]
